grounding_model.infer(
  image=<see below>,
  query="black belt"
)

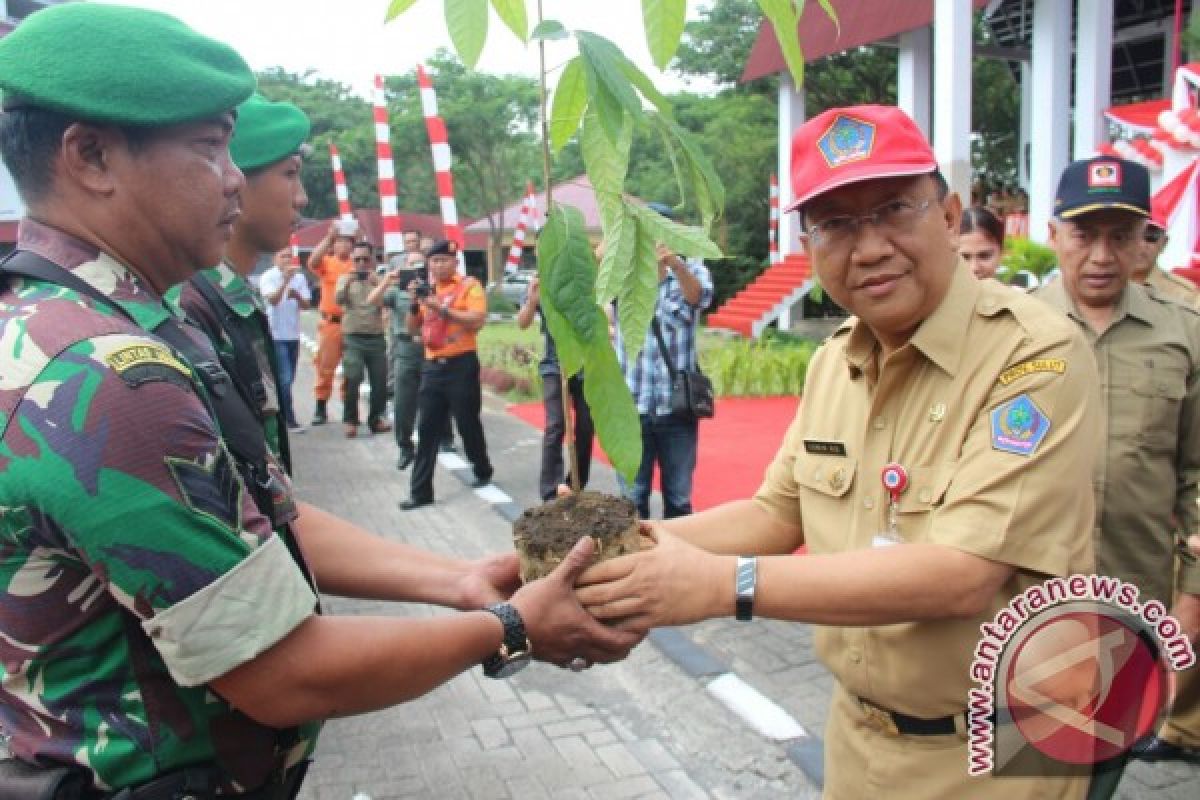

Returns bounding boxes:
[321,313,342,324]
[857,697,961,736]
[426,351,474,367]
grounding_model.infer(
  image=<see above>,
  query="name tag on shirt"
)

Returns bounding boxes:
[804,439,847,456]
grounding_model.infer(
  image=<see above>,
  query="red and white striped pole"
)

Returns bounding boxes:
[373,75,404,256]
[504,181,536,274]
[417,63,465,272]
[329,142,354,223]
[769,173,780,265]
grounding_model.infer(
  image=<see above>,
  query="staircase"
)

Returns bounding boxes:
[707,254,813,338]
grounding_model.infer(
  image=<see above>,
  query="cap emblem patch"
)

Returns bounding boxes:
[818,115,875,168]
[1088,162,1122,189]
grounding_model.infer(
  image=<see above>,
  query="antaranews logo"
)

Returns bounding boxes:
[968,574,1195,777]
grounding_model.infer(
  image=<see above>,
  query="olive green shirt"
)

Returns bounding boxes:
[1035,279,1200,602]
[334,272,385,335]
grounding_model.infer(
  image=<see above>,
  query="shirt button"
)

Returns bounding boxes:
[863,496,875,510]
[848,649,862,664]
[872,416,886,430]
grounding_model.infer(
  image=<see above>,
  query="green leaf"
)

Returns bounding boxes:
[538,292,586,377]
[549,58,588,153]
[618,218,663,359]
[579,106,631,196]
[653,115,726,233]
[538,206,599,342]
[580,59,625,144]
[576,32,645,121]
[446,0,488,69]
[642,0,687,70]
[595,203,636,305]
[581,325,643,483]
[652,116,689,209]
[618,59,673,118]
[385,0,421,22]
[757,0,805,87]
[531,19,569,40]
[490,0,528,42]
[630,202,722,259]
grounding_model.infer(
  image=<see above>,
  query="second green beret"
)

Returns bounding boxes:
[230,94,311,171]
[0,3,255,127]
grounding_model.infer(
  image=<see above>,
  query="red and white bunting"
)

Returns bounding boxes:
[329,142,354,222]
[769,174,780,264]
[373,75,404,256]
[417,63,465,272]
[505,181,536,275]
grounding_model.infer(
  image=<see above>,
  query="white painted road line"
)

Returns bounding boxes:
[474,484,512,504]
[706,673,807,741]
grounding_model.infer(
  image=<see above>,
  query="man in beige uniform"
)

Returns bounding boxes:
[1132,216,1200,307]
[1035,159,1200,786]
[579,105,1098,799]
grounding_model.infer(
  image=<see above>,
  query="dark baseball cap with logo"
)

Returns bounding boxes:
[1054,156,1150,219]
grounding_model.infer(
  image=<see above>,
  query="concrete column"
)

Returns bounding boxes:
[1028,0,1073,243]
[777,74,806,328]
[932,0,972,202]
[777,74,805,259]
[1073,0,1113,160]
[898,26,933,139]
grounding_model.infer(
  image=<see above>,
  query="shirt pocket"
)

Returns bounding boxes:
[893,463,955,542]
[1112,358,1186,450]
[794,456,857,546]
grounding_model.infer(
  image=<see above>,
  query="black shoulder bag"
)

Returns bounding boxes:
[650,317,715,420]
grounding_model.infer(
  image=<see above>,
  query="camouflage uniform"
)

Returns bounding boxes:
[173,264,290,467]
[0,220,320,792]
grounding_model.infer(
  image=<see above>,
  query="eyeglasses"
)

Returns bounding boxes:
[1143,227,1166,244]
[353,256,372,264]
[804,198,935,248]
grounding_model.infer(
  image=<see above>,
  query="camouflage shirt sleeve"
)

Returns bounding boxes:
[1,332,315,686]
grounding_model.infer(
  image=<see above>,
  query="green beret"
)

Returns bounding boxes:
[230,94,311,171]
[0,4,255,126]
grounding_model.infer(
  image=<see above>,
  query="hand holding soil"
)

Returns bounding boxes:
[576,523,732,632]
[508,536,644,668]
[454,551,521,610]
[512,492,641,583]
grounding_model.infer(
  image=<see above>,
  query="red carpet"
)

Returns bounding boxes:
[507,396,800,511]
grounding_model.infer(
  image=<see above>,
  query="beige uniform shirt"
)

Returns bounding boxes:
[334,272,386,335]
[1147,267,1200,310]
[1035,279,1200,601]
[756,267,1099,719]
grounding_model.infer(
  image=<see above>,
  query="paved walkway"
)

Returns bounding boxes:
[287,319,1199,799]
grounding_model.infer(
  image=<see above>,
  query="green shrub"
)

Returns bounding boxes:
[699,332,818,397]
[1000,238,1058,281]
[477,321,542,402]
[486,290,519,314]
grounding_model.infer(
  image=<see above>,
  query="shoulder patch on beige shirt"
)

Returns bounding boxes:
[998,358,1066,386]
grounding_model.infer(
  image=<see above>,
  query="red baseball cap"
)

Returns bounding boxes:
[786,105,938,212]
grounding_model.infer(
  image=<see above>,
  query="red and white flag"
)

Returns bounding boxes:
[329,142,354,223]
[373,75,404,256]
[417,63,465,272]
[505,181,537,275]
[769,174,780,265]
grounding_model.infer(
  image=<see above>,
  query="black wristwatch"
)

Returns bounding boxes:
[481,602,532,679]
[735,556,757,621]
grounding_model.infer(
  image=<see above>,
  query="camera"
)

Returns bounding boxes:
[412,278,433,299]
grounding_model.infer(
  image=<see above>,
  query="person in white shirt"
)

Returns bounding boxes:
[259,247,312,431]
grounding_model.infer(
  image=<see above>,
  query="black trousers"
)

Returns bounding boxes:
[540,372,593,501]
[409,351,492,502]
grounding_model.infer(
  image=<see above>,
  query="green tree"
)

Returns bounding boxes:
[673,0,768,90]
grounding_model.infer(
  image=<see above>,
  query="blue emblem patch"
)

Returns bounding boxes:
[990,394,1051,456]
[817,115,876,168]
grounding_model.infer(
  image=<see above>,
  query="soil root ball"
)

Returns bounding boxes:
[512,491,640,583]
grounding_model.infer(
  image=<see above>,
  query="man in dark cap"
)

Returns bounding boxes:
[401,238,493,509]
[0,5,636,796]
[579,105,1098,799]
[1036,156,1200,798]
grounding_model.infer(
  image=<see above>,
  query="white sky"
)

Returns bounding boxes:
[112,0,717,98]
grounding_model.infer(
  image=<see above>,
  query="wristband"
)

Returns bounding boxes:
[735,556,757,621]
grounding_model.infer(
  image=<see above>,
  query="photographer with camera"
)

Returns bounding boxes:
[382,240,427,470]
[335,241,391,438]
[400,239,493,510]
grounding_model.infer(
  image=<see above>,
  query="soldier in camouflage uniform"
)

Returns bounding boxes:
[173,93,311,471]
[0,4,638,797]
